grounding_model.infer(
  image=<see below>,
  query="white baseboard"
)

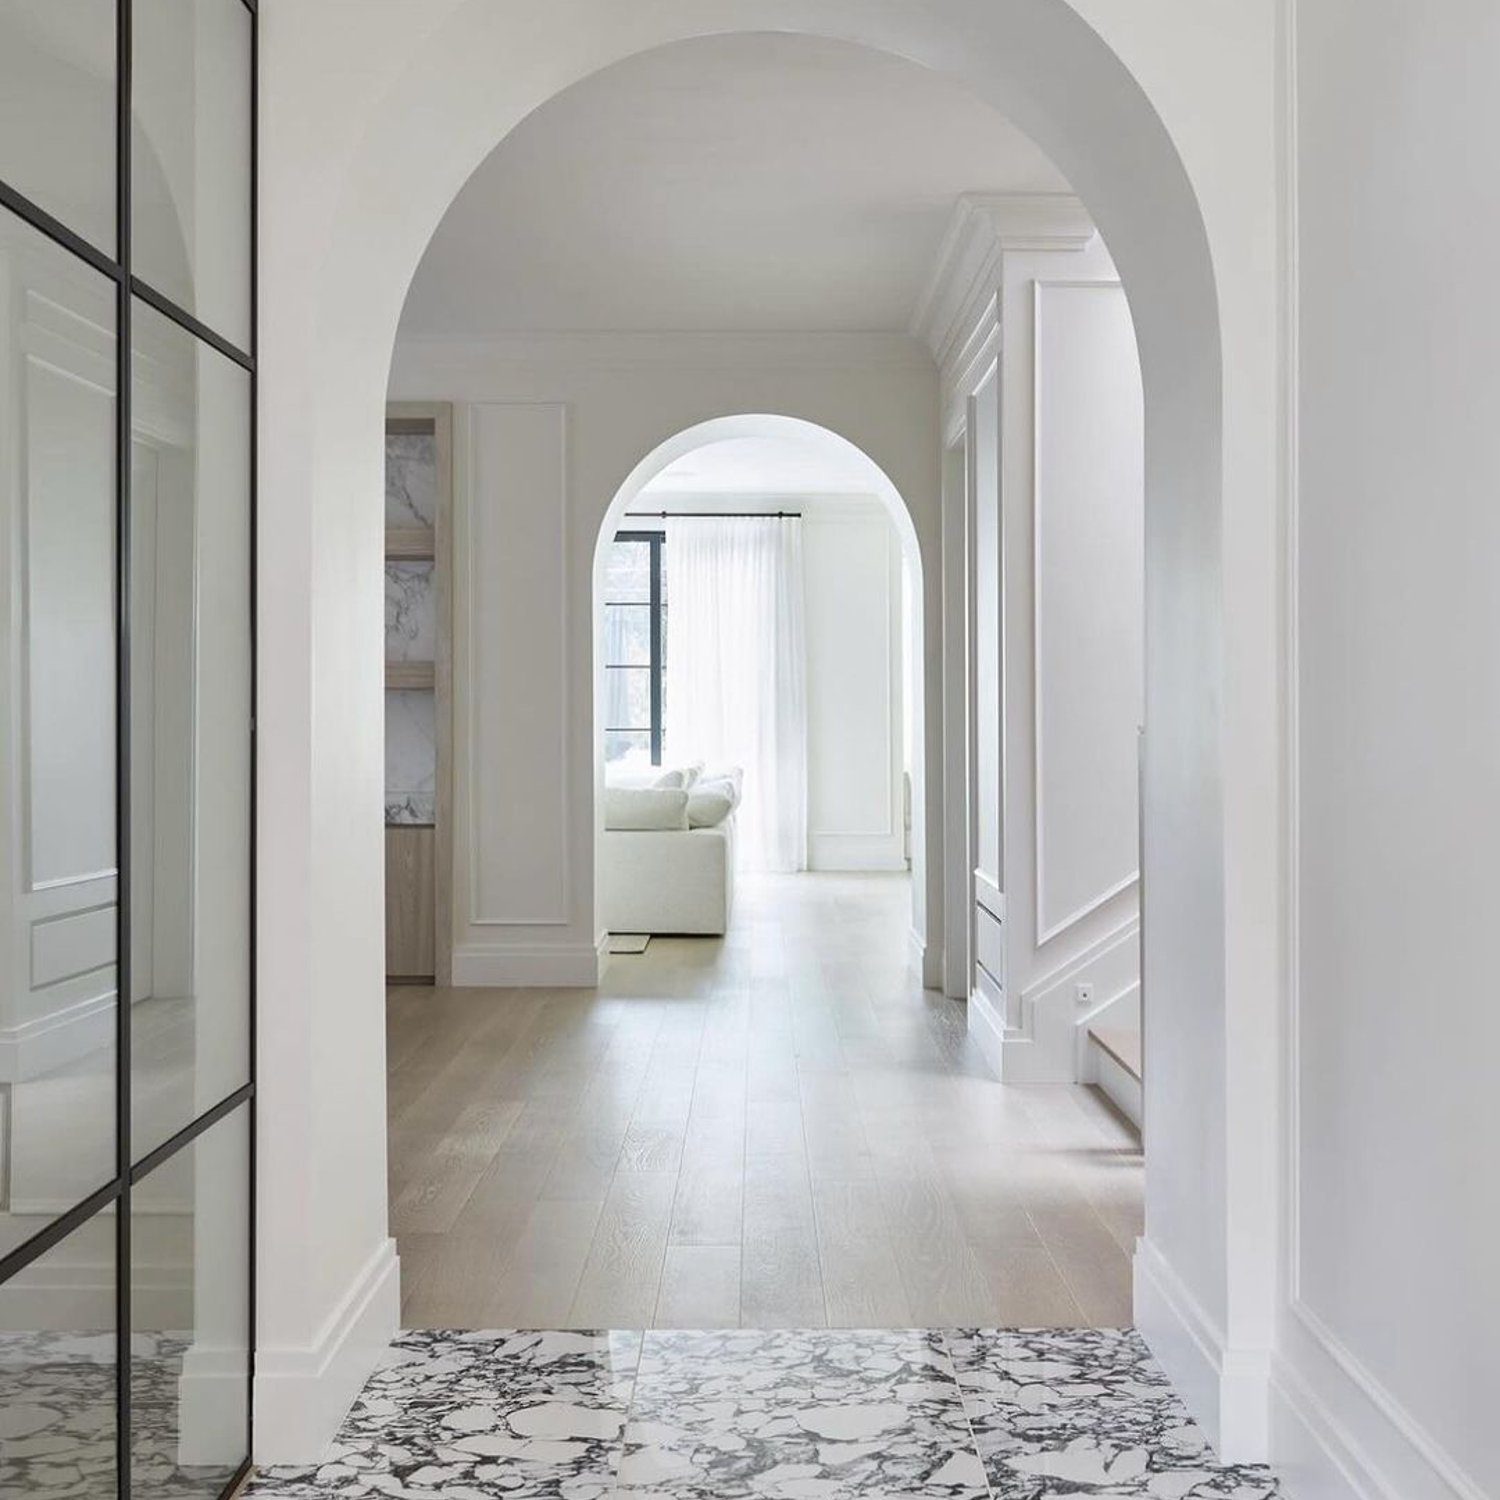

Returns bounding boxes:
[967,972,1005,1079]
[1133,1236,1270,1464]
[807,832,907,871]
[0,989,114,1084]
[254,1237,400,1465]
[908,928,943,989]
[451,938,603,987]
[1269,1307,1487,1500]
[177,1344,250,1467]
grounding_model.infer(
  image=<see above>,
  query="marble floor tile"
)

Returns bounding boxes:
[243,1327,1282,1500]
[616,1327,989,1500]
[247,1329,641,1499]
[945,1328,1279,1498]
[0,1330,245,1500]
[0,1332,116,1499]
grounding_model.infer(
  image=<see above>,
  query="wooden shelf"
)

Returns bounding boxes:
[386,660,435,690]
[386,526,436,560]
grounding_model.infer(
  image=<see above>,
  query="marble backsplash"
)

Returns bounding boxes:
[385,688,435,825]
[385,431,437,529]
[385,560,436,662]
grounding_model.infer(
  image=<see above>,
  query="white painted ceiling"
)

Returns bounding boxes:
[399,33,1069,337]
[640,434,886,498]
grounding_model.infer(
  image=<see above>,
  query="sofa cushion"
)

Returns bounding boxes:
[604,785,689,830]
[696,769,743,811]
[687,785,735,828]
[606,764,659,789]
[652,761,703,790]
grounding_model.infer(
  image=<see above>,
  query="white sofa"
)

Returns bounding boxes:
[600,766,741,935]
[601,818,735,935]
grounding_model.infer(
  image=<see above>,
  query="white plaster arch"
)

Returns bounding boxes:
[591,413,929,920]
[257,0,1281,1465]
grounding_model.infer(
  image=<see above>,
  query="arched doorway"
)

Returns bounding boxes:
[255,4,1280,1465]
[592,414,932,948]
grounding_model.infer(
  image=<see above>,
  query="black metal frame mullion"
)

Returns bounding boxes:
[0,178,121,282]
[609,531,665,763]
[114,0,134,1490]
[132,276,254,372]
[648,534,663,764]
[246,0,260,1474]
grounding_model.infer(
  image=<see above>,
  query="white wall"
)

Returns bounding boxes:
[1271,4,1500,1498]
[802,499,907,871]
[389,334,940,982]
[257,0,1282,1463]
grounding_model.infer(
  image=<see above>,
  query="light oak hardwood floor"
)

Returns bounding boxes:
[389,872,1142,1329]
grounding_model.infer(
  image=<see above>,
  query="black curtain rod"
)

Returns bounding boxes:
[624,509,802,519]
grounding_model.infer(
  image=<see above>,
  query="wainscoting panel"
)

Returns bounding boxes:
[804,501,905,871]
[464,402,571,928]
[1032,281,1143,946]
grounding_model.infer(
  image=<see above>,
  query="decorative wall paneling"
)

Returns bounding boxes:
[915,195,1143,1083]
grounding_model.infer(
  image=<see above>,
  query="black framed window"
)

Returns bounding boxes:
[603,531,666,766]
[0,3,256,1497]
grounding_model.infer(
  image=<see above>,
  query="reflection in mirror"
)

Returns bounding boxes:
[132,0,252,350]
[0,1206,119,1494]
[0,0,117,253]
[0,210,118,1262]
[130,300,251,1163]
[131,1105,248,1498]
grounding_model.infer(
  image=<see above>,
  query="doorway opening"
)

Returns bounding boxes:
[382,29,1147,1334]
[593,418,923,956]
[256,0,1283,1468]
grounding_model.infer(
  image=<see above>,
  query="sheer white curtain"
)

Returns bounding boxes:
[665,516,807,871]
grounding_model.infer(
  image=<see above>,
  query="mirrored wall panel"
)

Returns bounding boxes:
[0,1207,119,1495]
[131,1104,249,1500]
[0,209,119,1262]
[129,298,252,1163]
[0,4,255,1495]
[132,0,252,350]
[0,1,117,254]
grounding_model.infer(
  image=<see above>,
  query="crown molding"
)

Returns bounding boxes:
[910,193,1095,370]
[392,327,934,374]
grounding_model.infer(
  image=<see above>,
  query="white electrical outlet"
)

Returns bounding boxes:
[1075,982,1095,1007]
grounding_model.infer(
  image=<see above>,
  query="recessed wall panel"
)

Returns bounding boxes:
[1032,282,1143,940]
[971,362,1002,896]
[467,403,570,925]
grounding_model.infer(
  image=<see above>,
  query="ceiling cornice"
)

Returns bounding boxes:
[909,193,1095,368]
[392,328,934,373]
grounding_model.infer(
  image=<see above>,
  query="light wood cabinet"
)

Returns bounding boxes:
[385,825,437,980]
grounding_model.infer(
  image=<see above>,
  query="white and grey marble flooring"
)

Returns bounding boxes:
[0,1330,245,1499]
[247,1327,1279,1499]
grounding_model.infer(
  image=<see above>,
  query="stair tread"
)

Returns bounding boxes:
[1089,1024,1142,1081]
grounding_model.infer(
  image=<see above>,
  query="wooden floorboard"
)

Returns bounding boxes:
[387,871,1143,1329]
